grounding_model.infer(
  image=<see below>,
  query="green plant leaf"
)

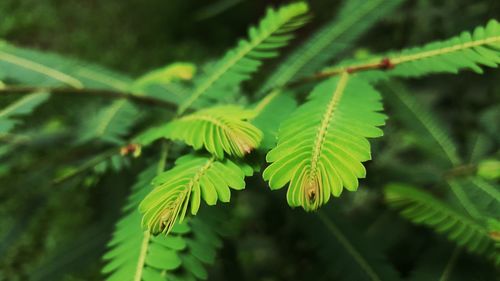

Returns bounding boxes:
[147,105,263,159]
[0,40,132,89]
[331,19,500,79]
[257,0,407,95]
[263,73,386,211]
[139,154,252,235]
[306,211,401,281]
[103,163,229,281]
[178,2,309,112]
[0,91,49,134]
[384,183,495,256]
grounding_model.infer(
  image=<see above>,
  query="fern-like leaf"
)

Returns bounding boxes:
[0,91,49,134]
[384,183,495,256]
[333,19,500,79]
[140,154,252,235]
[257,0,406,95]
[140,105,263,159]
[263,73,386,211]
[0,40,132,89]
[178,2,309,113]
[78,100,139,145]
[103,165,226,281]
[381,80,461,166]
[0,42,190,144]
[305,210,401,281]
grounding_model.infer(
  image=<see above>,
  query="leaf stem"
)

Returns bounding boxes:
[134,140,171,280]
[134,231,151,281]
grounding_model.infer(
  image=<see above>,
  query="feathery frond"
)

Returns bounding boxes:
[142,106,263,159]
[257,0,406,95]
[451,177,500,219]
[0,41,139,144]
[304,210,400,281]
[78,100,139,145]
[331,19,500,79]
[263,73,386,211]
[178,2,309,113]
[78,61,196,144]
[382,81,460,166]
[0,40,132,89]
[384,183,495,256]
[0,42,191,144]
[0,91,49,134]
[140,154,252,235]
[103,165,226,281]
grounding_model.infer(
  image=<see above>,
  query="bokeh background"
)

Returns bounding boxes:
[0,0,499,280]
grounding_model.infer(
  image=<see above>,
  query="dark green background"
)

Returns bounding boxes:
[0,1,499,280]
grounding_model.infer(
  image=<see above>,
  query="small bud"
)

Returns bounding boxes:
[120,143,142,158]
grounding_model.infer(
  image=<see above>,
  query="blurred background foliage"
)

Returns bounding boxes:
[0,0,499,280]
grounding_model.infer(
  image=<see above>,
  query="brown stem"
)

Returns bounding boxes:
[443,164,477,179]
[284,58,394,89]
[0,86,177,110]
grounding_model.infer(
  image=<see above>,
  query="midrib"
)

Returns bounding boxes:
[0,50,83,88]
[309,72,349,178]
[0,93,41,117]
[328,34,500,73]
[95,100,126,137]
[392,35,500,64]
[134,231,151,281]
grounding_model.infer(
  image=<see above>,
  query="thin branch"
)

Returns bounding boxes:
[284,58,394,88]
[0,57,391,112]
[443,164,477,179]
[0,86,177,110]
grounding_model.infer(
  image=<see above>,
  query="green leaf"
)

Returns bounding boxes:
[152,105,263,159]
[0,40,132,89]
[0,41,177,145]
[0,91,49,134]
[139,154,252,235]
[103,163,230,281]
[305,210,401,281]
[263,73,386,211]
[178,2,309,113]
[381,80,461,166]
[332,19,500,79]
[384,183,496,256]
[257,0,407,95]
[78,100,139,145]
